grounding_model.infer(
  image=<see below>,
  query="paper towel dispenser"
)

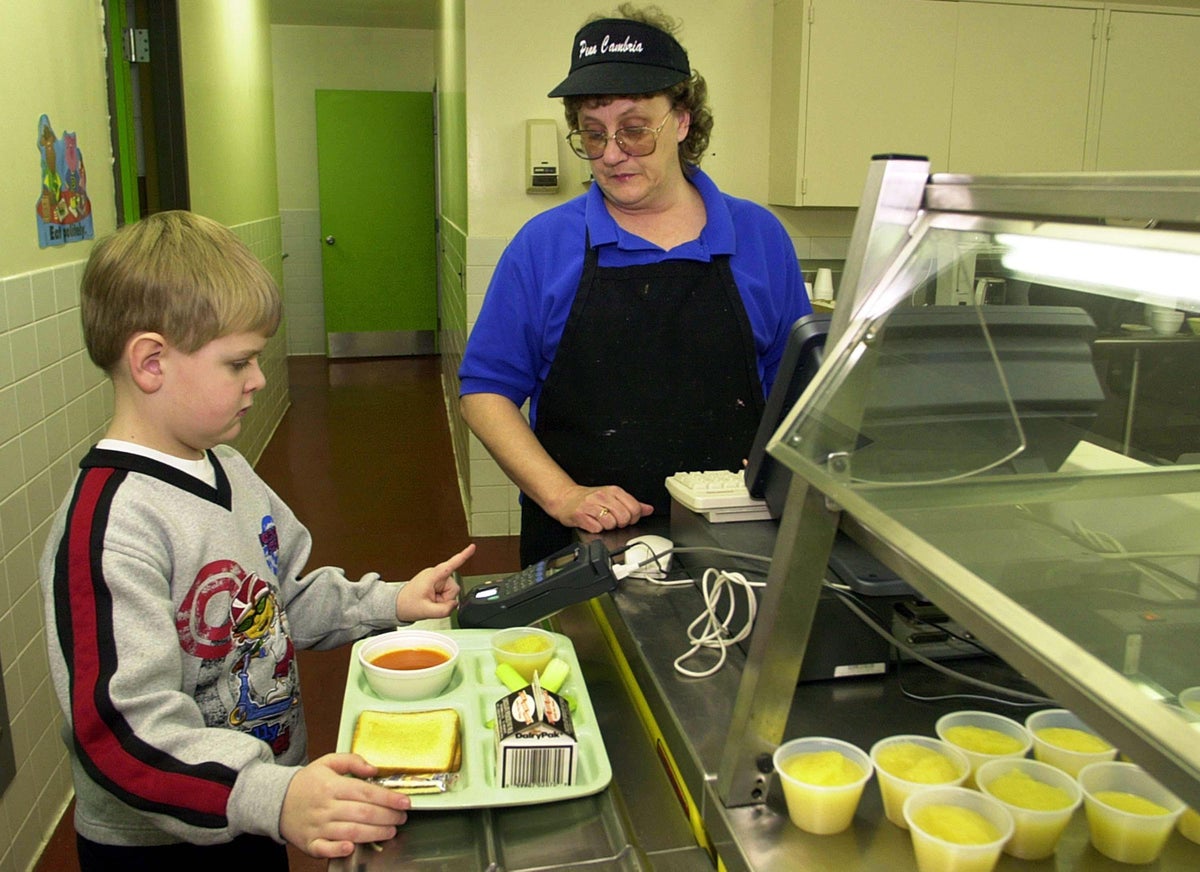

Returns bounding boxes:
[526,119,559,194]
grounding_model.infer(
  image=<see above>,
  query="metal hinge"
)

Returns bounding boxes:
[123,28,150,63]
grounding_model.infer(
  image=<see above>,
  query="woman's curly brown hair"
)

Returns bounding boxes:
[561,4,712,169]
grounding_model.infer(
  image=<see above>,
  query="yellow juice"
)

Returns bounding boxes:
[784,750,864,786]
[1095,791,1169,816]
[988,769,1073,811]
[1035,726,1112,754]
[910,806,1004,872]
[943,725,1024,756]
[779,751,866,834]
[1182,697,1200,715]
[987,769,1075,859]
[495,633,554,680]
[1179,806,1200,844]
[875,743,962,827]
[913,805,1002,843]
[877,743,961,783]
[1086,791,1174,864]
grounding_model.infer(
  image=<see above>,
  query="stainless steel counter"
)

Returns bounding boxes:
[591,509,1200,872]
[329,508,1200,870]
[328,592,712,871]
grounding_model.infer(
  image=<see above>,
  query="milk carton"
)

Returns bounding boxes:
[494,674,578,788]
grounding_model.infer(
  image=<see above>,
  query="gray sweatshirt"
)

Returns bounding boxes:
[40,444,402,847]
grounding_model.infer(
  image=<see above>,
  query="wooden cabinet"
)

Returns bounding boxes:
[1095,8,1200,171]
[770,1,1200,208]
[950,2,1097,175]
[769,0,956,207]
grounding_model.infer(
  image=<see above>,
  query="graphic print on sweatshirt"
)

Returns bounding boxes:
[178,556,299,756]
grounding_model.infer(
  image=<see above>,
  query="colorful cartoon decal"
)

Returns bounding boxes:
[178,558,300,756]
[36,114,93,248]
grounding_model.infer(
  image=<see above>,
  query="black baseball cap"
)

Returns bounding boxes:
[548,18,690,98]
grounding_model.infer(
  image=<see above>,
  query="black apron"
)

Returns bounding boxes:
[520,237,763,565]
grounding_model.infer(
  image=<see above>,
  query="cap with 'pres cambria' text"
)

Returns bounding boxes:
[548,18,691,98]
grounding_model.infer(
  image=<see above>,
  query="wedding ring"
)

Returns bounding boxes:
[597,507,610,519]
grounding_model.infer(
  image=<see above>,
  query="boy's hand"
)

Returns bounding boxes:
[395,543,475,622]
[280,753,411,858]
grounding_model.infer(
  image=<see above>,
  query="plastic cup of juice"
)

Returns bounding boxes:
[1179,806,1200,844]
[869,735,970,829]
[902,785,1014,872]
[975,757,1081,859]
[1179,686,1200,717]
[491,627,556,682]
[1024,708,1117,777]
[1077,761,1185,864]
[772,737,874,835]
[935,710,1031,788]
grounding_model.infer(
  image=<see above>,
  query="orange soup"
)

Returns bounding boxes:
[370,647,449,671]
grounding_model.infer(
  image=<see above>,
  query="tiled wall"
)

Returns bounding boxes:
[0,216,288,872]
[450,230,852,538]
[280,209,326,356]
[438,219,473,521]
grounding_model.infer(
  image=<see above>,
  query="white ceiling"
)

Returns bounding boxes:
[268,0,439,30]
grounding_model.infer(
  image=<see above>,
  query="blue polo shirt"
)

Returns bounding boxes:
[459,167,810,428]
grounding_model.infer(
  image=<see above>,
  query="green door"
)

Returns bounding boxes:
[316,90,437,357]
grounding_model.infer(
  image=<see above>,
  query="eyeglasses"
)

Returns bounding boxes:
[566,109,675,160]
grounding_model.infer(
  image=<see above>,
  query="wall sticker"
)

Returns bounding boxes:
[36,114,94,248]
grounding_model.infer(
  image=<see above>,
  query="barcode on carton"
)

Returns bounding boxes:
[499,744,577,788]
[494,681,579,788]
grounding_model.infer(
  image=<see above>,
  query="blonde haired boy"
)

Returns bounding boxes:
[40,211,474,870]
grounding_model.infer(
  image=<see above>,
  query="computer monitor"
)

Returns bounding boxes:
[745,313,830,518]
[745,305,1104,513]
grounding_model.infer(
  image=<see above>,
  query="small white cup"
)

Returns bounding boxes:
[1078,761,1184,864]
[935,710,1031,788]
[976,757,1081,859]
[1024,708,1116,776]
[773,736,874,835]
[813,268,834,301]
[903,785,1014,872]
[870,735,970,828]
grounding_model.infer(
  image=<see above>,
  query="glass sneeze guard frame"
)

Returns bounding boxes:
[753,175,1200,810]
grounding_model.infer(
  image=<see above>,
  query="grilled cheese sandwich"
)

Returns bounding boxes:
[351,708,462,775]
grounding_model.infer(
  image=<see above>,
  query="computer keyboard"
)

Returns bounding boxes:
[665,469,773,523]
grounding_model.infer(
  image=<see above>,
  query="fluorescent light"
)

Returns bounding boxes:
[998,233,1200,309]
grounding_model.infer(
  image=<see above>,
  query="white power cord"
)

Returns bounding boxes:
[672,567,765,678]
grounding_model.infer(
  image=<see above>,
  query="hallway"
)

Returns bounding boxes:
[35,355,520,871]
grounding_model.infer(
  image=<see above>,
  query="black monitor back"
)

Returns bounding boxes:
[745,313,830,517]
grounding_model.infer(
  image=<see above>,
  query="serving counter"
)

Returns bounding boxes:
[330,501,1200,870]
[589,510,1200,871]
[334,165,1200,869]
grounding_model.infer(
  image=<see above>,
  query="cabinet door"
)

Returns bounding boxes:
[1096,10,1200,171]
[950,2,1097,174]
[800,0,956,206]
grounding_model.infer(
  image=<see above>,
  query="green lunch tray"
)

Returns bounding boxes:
[336,628,613,808]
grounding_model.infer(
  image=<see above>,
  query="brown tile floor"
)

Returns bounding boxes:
[35,355,520,872]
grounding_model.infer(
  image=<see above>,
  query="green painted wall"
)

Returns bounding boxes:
[178,0,280,224]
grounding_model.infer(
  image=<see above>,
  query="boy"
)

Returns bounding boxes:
[39,210,475,870]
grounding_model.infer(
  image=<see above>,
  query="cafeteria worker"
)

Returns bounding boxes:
[459,4,811,565]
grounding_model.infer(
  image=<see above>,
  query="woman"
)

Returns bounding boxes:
[459,4,810,565]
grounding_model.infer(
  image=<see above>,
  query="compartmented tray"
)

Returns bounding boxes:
[336,628,613,809]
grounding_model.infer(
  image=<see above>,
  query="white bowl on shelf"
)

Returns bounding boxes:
[1147,307,1184,335]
